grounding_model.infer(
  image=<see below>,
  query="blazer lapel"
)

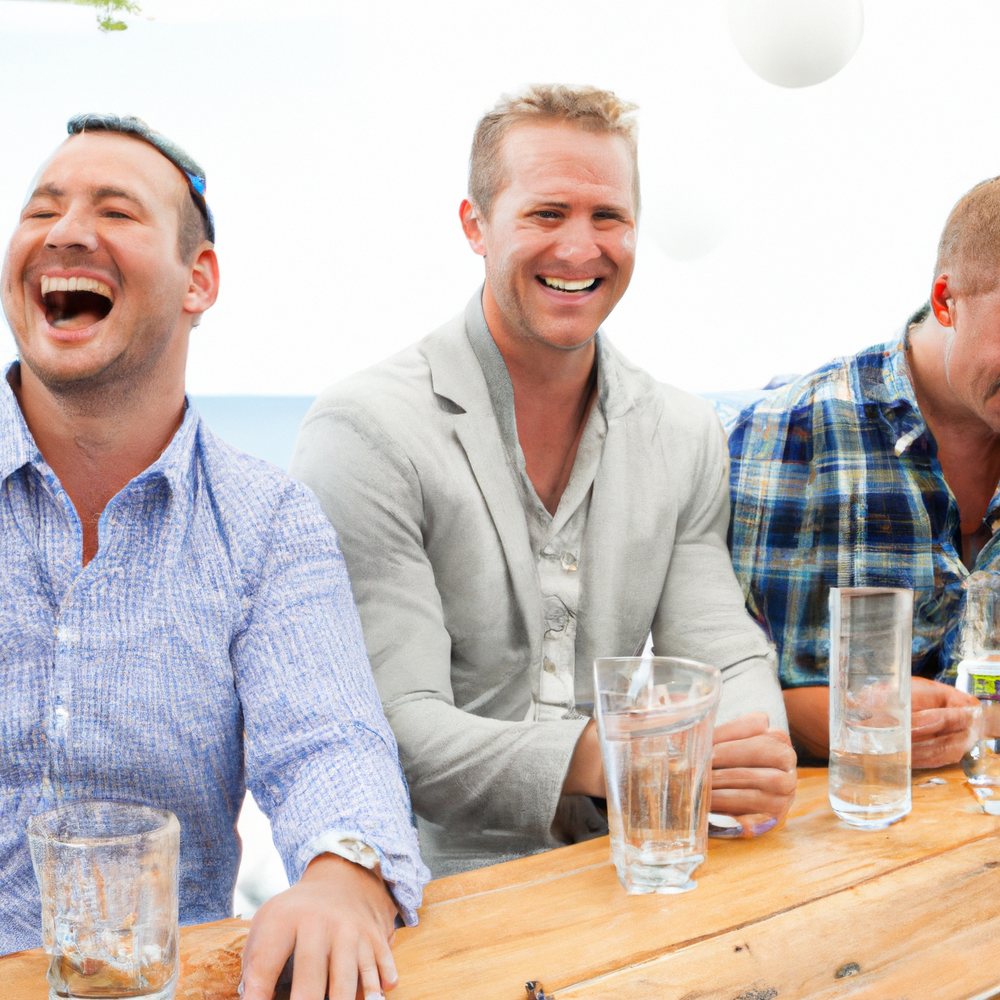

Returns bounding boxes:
[422,308,543,650]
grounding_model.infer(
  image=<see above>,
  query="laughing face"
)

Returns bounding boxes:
[1,131,214,395]
[465,122,637,352]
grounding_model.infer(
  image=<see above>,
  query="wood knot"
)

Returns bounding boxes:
[835,962,861,979]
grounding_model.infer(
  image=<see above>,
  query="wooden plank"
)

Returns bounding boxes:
[389,768,1000,998]
[556,834,1000,999]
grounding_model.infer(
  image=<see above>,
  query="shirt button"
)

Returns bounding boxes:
[55,626,79,644]
[543,658,558,674]
[54,706,69,729]
[560,552,578,572]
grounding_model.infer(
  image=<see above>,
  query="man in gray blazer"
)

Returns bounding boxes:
[291,85,796,877]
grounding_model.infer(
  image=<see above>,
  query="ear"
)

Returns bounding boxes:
[183,246,220,322]
[460,199,487,257]
[930,275,955,328]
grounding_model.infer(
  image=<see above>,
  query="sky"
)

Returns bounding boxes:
[0,0,999,395]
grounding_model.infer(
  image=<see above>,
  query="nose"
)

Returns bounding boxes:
[552,216,602,265]
[44,205,99,254]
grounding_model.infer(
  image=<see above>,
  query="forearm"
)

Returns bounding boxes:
[391,698,588,840]
[783,686,830,759]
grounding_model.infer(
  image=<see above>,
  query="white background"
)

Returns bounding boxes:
[1,0,999,395]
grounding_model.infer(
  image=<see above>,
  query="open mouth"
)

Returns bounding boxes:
[538,275,601,294]
[41,275,114,331]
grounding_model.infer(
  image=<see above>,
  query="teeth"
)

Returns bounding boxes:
[41,275,113,301]
[541,276,596,292]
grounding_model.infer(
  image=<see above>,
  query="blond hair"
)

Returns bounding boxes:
[468,84,640,220]
[936,176,1000,296]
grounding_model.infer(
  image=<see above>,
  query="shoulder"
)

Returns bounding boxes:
[732,340,892,448]
[602,338,720,438]
[193,420,330,539]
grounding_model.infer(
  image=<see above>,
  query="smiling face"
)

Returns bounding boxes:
[1,131,213,397]
[466,122,637,351]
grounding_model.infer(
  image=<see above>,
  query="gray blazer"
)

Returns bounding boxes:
[290,295,787,876]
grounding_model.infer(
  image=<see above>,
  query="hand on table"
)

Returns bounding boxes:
[911,676,981,768]
[710,712,797,837]
[240,852,399,1000]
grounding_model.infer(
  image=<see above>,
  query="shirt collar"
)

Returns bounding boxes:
[0,364,43,483]
[0,360,200,497]
[865,332,928,455]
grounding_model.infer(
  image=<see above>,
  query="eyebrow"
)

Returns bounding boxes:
[94,186,147,209]
[532,200,631,215]
[26,184,147,209]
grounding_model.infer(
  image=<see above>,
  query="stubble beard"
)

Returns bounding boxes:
[486,256,599,353]
[18,310,180,417]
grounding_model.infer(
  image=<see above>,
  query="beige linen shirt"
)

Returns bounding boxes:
[290,291,787,877]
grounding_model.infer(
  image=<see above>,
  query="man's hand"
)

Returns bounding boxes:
[240,853,399,1000]
[911,676,981,768]
[710,712,797,835]
[785,680,982,769]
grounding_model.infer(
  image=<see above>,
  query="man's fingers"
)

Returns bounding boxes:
[711,765,797,794]
[240,901,297,1000]
[912,729,979,768]
[290,925,332,1000]
[357,939,385,1000]
[712,733,797,772]
[713,712,770,745]
[710,787,793,819]
[912,705,981,741]
[328,931,361,1000]
[373,931,398,993]
[911,676,980,711]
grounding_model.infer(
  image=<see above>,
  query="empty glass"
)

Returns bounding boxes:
[593,656,721,894]
[828,587,913,829]
[27,801,180,1000]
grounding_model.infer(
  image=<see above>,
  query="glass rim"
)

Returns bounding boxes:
[593,655,722,710]
[26,800,178,847]
[829,586,914,597]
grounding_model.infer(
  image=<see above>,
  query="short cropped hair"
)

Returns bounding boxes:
[66,113,214,263]
[935,176,1000,296]
[468,84,640,220]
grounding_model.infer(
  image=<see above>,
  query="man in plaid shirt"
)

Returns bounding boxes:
[728,179,1000,766]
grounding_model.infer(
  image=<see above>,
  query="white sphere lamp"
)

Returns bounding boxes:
[728,0,864,88]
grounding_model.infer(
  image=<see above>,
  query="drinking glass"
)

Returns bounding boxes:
[957,573,1000,787]
[593,656,721,894]
[828,587,913,829]
[27,801,180,1000]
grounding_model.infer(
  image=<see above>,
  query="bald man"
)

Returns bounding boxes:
[729,178,1000,765]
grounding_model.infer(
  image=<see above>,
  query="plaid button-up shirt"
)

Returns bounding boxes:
[728,332,1000,689]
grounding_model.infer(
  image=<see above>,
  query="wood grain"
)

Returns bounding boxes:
[3,768,998,1000]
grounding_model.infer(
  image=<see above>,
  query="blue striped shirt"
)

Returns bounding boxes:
[728,334,1000,689]
[0,366,428,954]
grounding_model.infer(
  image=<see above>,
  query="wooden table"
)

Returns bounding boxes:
[5,767,1000,999]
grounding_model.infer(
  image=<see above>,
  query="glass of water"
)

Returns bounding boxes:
[828,587,913,829]
[593,656,721,895]
[27,801,180,1000]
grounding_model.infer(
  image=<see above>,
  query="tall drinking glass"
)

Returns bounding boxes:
[593,656,721,894]
[27,801,180,1000]
[828,587,913,828]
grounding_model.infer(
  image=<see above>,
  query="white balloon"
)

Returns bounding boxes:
[728,0,864,89]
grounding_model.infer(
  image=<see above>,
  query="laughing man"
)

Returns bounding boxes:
[290,85,798,877]
[0,114,427,1000]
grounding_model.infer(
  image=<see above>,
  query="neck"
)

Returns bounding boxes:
[482,281,598,515]
[11,350,188,565]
